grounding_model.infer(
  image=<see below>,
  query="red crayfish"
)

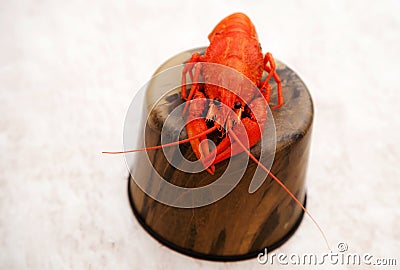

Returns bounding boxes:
[104,12,329,249]
[180,12,283,175]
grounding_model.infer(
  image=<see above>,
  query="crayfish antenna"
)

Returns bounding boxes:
[229,130,331,251]
[102,125,218,155]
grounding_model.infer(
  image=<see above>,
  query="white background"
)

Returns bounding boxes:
[0,0,399,269]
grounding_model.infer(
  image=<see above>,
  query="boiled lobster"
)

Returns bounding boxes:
[104,12,329,249]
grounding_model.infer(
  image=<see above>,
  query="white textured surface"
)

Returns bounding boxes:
[1,0,399,269]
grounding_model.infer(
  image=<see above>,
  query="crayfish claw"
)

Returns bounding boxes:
[205,165,215,175]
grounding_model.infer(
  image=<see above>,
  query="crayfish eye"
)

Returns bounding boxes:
[213,98,221,106]
[234,101,242,109]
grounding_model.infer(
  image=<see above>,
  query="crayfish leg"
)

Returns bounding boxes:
[181,53,202,105]
[261,52,284,109]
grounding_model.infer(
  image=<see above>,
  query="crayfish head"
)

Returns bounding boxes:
[206,96,245,134]
[225,100,245,132]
